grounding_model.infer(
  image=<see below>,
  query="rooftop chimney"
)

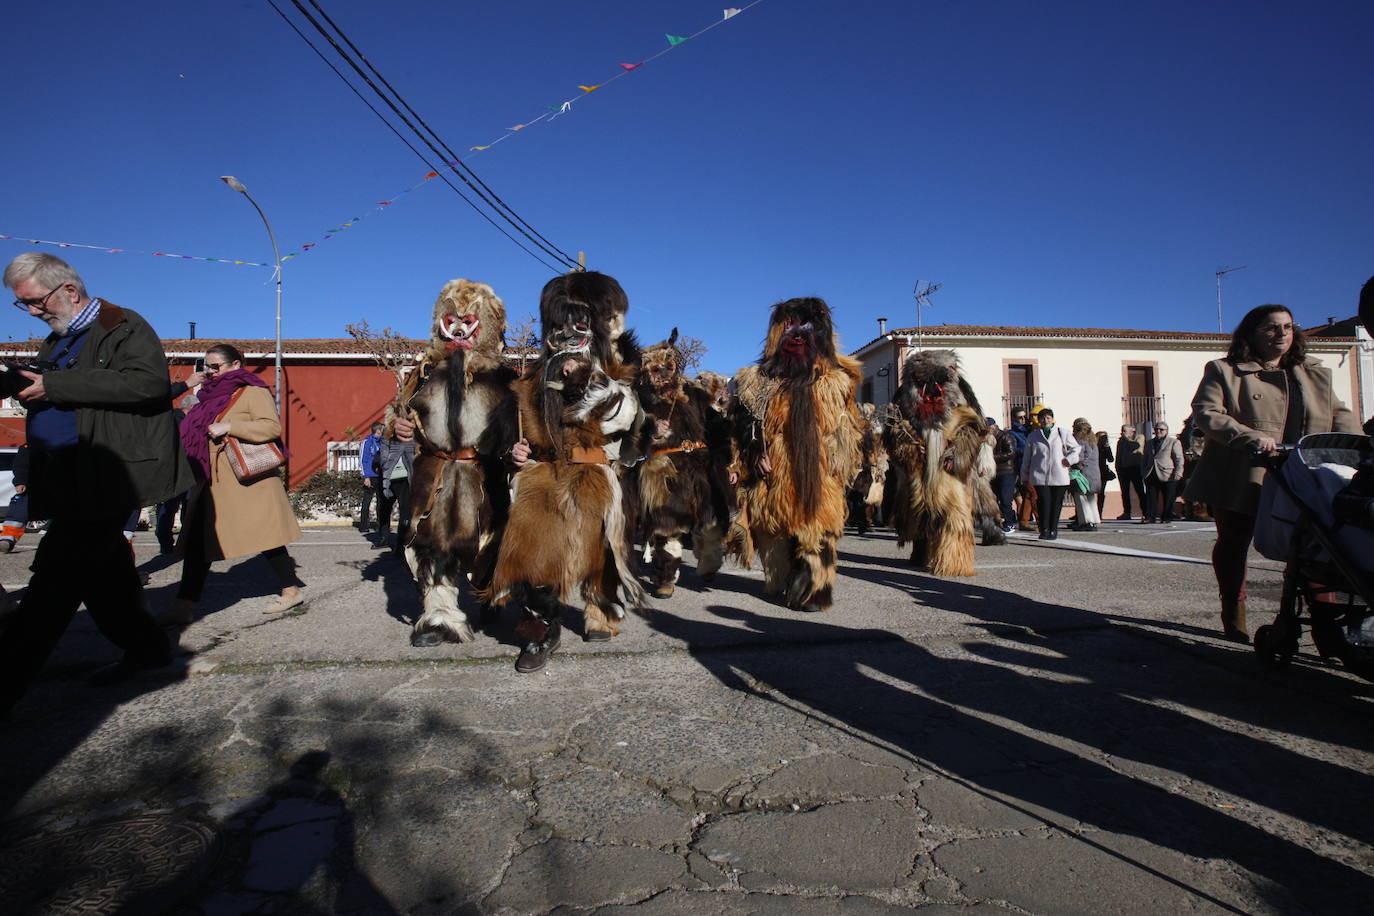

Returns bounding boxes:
[878,317,888,335]
[1327,316,1336,326]
[188,321,197,340]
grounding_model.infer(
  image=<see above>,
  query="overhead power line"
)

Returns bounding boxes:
[300,0,576,268]
[266,0,579,272]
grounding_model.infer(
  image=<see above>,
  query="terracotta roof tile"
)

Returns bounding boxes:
[853,324,1357,350]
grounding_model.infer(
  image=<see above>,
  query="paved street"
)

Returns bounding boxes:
[1,519,1371,915]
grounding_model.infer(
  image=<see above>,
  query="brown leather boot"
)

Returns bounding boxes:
[1221,598,1249,643]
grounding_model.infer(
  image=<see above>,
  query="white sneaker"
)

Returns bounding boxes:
[0,536,15,553]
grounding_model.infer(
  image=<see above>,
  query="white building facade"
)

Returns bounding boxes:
[850,324,1366,439]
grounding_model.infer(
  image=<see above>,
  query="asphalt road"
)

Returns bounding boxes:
[0,518,1371,915]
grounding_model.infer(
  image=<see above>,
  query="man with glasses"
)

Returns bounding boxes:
[1,252,194,716]
[1141,420,1184,523]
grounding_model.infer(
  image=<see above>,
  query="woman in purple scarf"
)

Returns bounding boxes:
[160,343,303,624]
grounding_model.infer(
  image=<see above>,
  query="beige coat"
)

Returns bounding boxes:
[1184,357,1360,515]
[185,384,301,560]
[1142,435,1184,481]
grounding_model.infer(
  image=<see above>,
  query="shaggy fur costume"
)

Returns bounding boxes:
[483,272,647,662]
[728,298,863,611]
[635,329,734,597]
[847,404,888,534]
[884,349,1004,578]
[691,370,732,416]
[400,279,518,646]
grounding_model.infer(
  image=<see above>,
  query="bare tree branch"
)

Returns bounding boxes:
[506,313,539,374]
[676,335,708,373]
[345,319,417,406]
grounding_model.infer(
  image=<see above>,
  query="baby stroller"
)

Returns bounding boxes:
[1251,432,1374,680]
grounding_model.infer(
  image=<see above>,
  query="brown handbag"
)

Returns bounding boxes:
[218,388,286,482]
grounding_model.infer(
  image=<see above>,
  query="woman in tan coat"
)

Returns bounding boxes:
[162,344,302,623]
[1185,305,1360,642]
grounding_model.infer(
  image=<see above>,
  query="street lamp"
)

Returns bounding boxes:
[219,175,284,420]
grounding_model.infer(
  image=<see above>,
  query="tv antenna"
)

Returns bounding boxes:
[913,280,943,349]
[1215,265,1247,333]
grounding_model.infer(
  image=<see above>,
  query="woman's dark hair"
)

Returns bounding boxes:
[1038,407,1054,418]
[1226,304,1306,366]
[1359,275,1374,338]
[205,343,245,364]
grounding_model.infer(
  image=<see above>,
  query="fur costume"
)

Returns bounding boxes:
[884,349,1004,578]
[847,404,888,534]
[483,271,647,670]
[692,371,732,416]
[400,279,518,646]
[635,329,734,598]
[728,297,863,611]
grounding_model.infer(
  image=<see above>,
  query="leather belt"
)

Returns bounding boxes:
[570,446,609,464]
[650,440,707,457]
[427,446,479,462]
[525,445,610,465]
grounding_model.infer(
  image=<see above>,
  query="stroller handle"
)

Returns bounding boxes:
[1255,443,1296,470]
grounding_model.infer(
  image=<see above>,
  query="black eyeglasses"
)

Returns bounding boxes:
[12,284,65,312]
[1153,426,1167,431]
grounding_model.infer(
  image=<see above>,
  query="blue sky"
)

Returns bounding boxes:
[4,0,1371,375]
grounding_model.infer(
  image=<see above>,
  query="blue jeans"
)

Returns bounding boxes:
[992,473,1016,528]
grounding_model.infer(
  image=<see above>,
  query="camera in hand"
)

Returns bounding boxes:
[0,360,55,399]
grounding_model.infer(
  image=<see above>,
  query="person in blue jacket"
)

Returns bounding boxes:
[358,422,385,532]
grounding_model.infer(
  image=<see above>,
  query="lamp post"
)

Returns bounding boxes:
[219,175,284,419]
[1215,265,1247,334]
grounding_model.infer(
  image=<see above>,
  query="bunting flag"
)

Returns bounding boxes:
[451,1,765,164]
[272,1,767,264]
[0,234,269,267]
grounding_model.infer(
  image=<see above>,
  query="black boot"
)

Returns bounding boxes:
[515,619,561,673]
[1220,597,1249,643]
[653,553,681,599]
[514,585,562,673]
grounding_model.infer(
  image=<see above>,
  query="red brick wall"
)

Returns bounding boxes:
[169,360,400,488]
[2,360,401,490]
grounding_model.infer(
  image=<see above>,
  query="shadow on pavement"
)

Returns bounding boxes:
[1,689,501,912]
[649,585,1374,913]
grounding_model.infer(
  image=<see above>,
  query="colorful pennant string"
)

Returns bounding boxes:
[3,4,765,271]
[447,2,764,170]
[278,5,763,259]
[0,234,269,267]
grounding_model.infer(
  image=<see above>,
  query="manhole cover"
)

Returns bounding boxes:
[0,812,218,915]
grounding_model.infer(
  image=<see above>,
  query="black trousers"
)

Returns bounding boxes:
[1117,466,1146,517]
[1036,485,1068,535]
[155,493,185,551]
[358,477,380,529]
[376,477,412,542]
[1144,473,1180,520]
[0,508,169,712]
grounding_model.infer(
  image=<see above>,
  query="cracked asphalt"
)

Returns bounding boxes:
[1,519,1371,914]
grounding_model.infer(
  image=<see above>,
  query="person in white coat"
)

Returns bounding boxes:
[1019,407,1081,540]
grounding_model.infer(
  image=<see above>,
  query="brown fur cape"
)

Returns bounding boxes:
[727,298,863,610]
[400,279,518,645]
